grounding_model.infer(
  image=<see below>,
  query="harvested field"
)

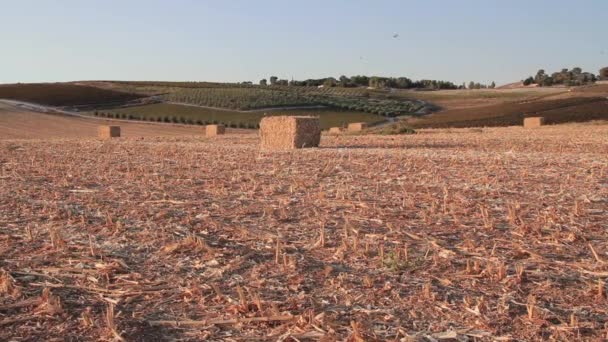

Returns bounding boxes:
[1,122,608,340]
[0,103,214,139]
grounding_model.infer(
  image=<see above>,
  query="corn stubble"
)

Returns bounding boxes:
[0,123,607,340]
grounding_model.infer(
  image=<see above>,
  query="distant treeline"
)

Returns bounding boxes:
[523,67,604,87]
[250,75,460,90]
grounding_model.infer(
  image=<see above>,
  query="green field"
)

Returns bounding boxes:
[100,103,385,129]
[83,81,422,116]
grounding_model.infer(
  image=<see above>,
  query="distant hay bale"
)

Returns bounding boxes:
[523,117,545,129]
[259,116,321,150]
[348,122,368,132]
[328,127,343,135]
[98,125,120,139]
[205,124,225,137]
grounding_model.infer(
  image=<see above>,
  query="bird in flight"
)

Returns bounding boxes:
[392,33,399,38]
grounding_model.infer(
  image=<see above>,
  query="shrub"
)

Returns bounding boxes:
[164,116,170,123]
[171,116,179,123]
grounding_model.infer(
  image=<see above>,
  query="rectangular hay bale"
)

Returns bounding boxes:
[328,127,343,134]
[348,122,368,132]
[523,117,545,129]
[98,125,120,139]
[206,124,226,137]
[259,116,321,150]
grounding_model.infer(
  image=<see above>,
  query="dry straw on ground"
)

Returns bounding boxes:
[1,122,608,340]
[523,117,545,128]
[205,124,225,137]
[259,116,320,150]
[97,125,120,139]
[348,122,368,132]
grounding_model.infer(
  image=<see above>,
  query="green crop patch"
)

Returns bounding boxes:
[101,103,385,129]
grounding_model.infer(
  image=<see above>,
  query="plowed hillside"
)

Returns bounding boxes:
[0,83,143,107]
[408,97,608,128]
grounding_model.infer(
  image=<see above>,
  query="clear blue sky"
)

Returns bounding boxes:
[1,0,606,85]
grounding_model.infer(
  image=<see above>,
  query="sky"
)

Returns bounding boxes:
[1,0,607,85]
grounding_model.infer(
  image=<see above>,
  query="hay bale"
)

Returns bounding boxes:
[259,116,320,150]
[348,122,368,132]
[206,124,226,137]
[328,127,343,135]
[98,125,120,139]
[523,117,545,129]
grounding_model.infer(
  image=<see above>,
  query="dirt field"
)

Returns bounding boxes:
[406,97,608,128]
[0,83,143,107]
[0,103,214,139]
[408,87,568,110]
[1,118,608,340]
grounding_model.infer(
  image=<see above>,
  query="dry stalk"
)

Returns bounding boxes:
[526,296,536,320]
[480,205,493,229]
[515,263,525,283]
[104,304,125,341]
[349,320,365,342]
[588,243,604,264]
[25,225,34,241]
[35,288,63,315]
[81,307,94,328]
[48,227,66,250]
[0,269,21,298]
[319,223,326,247]
[597,280,606,300]
[496,262,507,281]
[275,238,281,264]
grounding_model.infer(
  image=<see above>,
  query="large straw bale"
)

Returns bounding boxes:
[98,125,120,139]
[348,122,368,132]
[328,127,343,135]
[206,124,226,137]
[260,116,321,150]
[523,117,545,128]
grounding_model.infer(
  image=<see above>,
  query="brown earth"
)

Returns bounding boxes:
[405,96,608,128]
[1,117,607,340]
[0,103,234,139]
[0,83,143,107]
